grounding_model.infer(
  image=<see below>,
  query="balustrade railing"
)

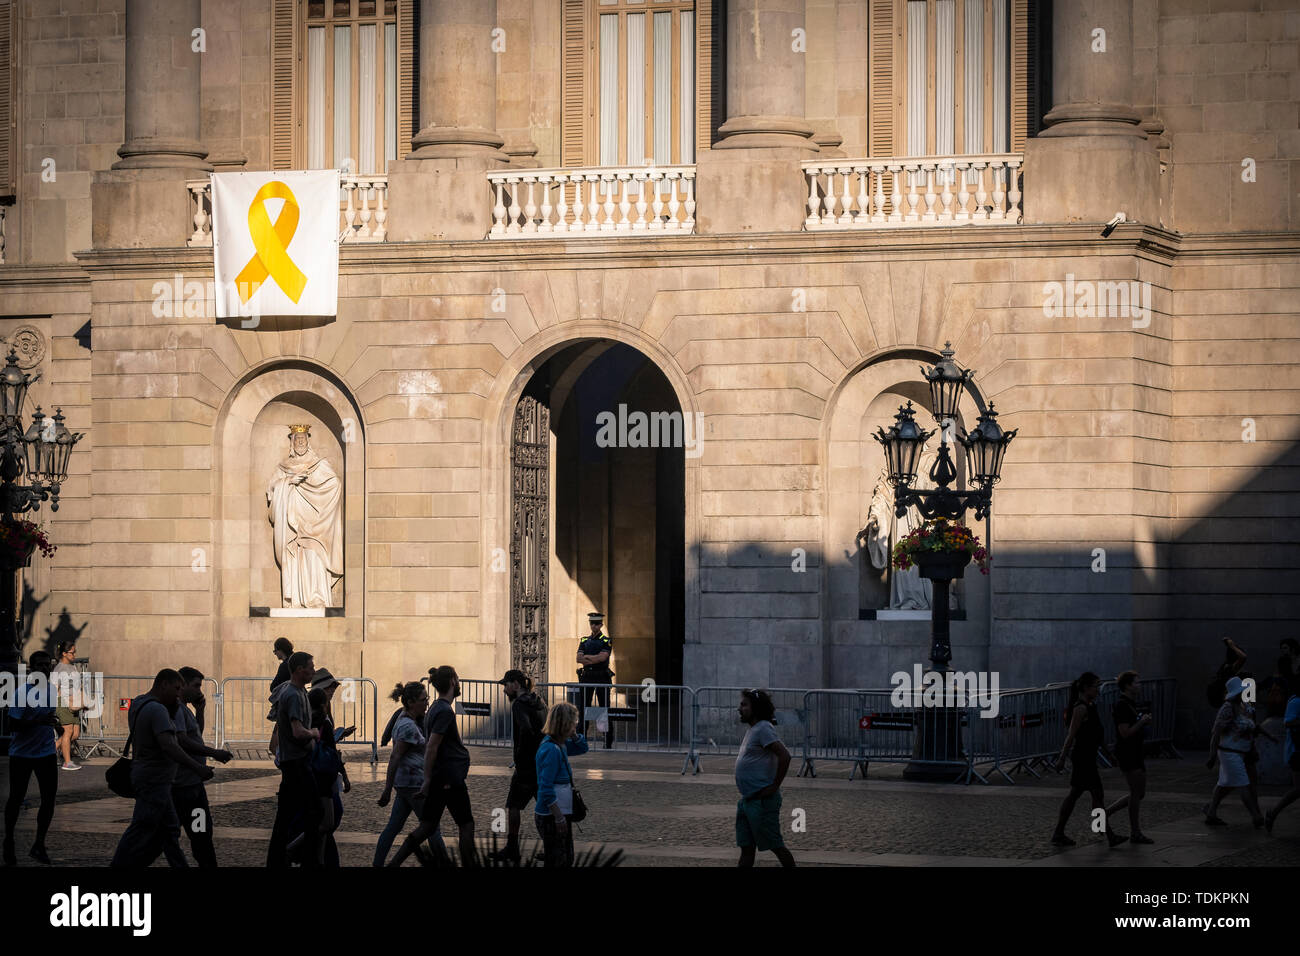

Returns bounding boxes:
[802,154,1023,229]
[487,165,696,237]
[185,175,389,247]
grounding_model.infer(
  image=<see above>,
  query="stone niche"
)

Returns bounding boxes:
[215,363,364,680]
[824,352,991,688]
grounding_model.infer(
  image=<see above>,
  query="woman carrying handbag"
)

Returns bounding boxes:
[534,702,589,867]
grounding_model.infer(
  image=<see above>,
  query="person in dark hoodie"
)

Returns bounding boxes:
[491,669,547,864]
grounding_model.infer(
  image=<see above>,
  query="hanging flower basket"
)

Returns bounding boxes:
[891,518,989,577]
[0,520,55,568]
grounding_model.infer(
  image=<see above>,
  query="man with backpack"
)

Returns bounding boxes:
[492,669,547,863]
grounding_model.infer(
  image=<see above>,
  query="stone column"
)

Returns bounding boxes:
[114,0,210,171]
[695,0,817,233]
[409,0,507,161]
[1023,0,1159,224]
[387,0,508,240]
[713,0,815,151]
[93,0,210,248]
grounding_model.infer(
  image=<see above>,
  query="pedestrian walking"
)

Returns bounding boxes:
[266,637,295,757]
[110,669,213,868]
[1050,671,1127,848]
[388,666,475,867]
[1204,676,1269,828]
[270,637,294,691]
[1265,685,1300,833]
[534,702,589,868]
[374,682,447,866]
[1103,671,1154,845]
[734,689,796,867]
[306,669,353,867]
[4,651,60,866]
[171,667,233,867]
[51,642,82,771]
[492,669,547,864]
[266,651,322,867]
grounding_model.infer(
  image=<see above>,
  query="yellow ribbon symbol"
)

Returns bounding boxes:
[236,181,308,304]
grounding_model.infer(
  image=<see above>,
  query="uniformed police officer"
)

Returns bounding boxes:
[575,611,614,749]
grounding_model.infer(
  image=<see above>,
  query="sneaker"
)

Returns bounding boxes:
[1202,804,1227,826]
[29,844,51,865]
[1050,833,1075,846]
[1107,832,1129,848]
[1130,834,1155,845]
[61,762,81,771]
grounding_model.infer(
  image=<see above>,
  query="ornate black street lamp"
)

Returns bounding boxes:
[0,347,82,675]
[874,343,1015,779]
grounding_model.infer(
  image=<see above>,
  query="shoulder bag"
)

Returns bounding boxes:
[558,743,587,823]
[104,699,164,799]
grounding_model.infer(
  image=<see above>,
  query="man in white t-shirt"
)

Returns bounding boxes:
[734,689,795,868]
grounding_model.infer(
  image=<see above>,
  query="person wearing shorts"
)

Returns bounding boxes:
[388,666,475,867]
[1104,670,1155,844]
[1204,676,1267,827]
[733,689,795,867]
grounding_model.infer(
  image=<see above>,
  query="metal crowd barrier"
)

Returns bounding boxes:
[219,675,379,764]
[72,675,221,760]
[543,682,695,757]
[687,687,810,773]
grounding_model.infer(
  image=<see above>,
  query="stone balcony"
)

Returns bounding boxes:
[175,155,1026,250]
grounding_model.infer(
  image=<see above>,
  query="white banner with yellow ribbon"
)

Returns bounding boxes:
[212,170,340,319]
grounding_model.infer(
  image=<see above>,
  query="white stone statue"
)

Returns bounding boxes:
[267,424,343,608]
[865,466,931,610]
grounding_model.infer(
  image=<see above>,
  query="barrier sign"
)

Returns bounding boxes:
[457,702,491,717]
[1021,712,1043,729]
[861,713,913,731]
[607,707,638,722]
[119,698,131,711]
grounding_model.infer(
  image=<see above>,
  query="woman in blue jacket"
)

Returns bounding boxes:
[534,702,588,867]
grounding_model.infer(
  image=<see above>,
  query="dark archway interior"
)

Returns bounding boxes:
[518,341,686,687]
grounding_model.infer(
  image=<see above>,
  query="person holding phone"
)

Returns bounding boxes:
[1104,670,1154,845]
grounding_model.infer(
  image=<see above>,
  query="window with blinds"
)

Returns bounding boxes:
[303,0,399,175]
[869,0,1037,160]
[905,0,1010,158]
[594,0,696,168]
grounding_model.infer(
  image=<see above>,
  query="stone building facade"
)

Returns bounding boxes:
[0,0,1297,742]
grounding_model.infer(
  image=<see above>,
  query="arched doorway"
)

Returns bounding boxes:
[507,340,687,689]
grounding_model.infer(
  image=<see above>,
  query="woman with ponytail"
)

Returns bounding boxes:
[373,681,446,866]
[1050,671,1127,848]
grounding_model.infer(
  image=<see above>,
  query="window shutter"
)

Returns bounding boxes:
[1010,0,1039,151]
[0,0,14,196]
[272,0,297,169]
[398,0,415,160]
[561,0,590,166]
[869,0,897,157]
[696,0,718,154]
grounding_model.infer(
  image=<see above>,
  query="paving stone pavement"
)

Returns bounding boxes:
[3,748,1297,867]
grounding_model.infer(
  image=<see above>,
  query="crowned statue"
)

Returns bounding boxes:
[267,424,344,608]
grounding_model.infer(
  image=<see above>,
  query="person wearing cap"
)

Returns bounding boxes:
[491,669,548,863]
[1204,675,1270,827]
[576,612,615,749]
